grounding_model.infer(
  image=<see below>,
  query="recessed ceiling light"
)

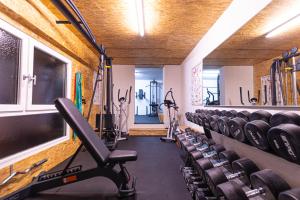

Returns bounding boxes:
[135,0,145,37]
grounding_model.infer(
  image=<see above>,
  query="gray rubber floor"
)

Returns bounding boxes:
[26,137,192,200]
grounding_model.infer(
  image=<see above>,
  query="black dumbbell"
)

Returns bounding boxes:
[279,188,300,200]
[217,116,231,137]
[249,110,272,122]
[268,123,300,164]
[190,143,225,162]
[209,115,220,132]
[225,110,238,118]
[228,117,249,143]
[237,110,251,121]
[241,110,272,150]
[203,114,213,130]
[181,167,212,197]
[270,112,300,127]
[181,133,209,150]
[187,151,239,198]
[217,169,290,200]
[214,109,222,116]
[190,151,240,200]
[205,158,259,197]
[195,150,240,179]
[220,110,227,116]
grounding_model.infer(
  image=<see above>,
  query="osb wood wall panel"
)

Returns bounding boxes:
[0,0,100,197]
[253,57,300,105]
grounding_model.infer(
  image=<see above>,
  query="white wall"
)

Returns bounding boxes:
[112,65,135,129]
[220,66,254,105]
[181,0,271,121]
[163,65,183,126]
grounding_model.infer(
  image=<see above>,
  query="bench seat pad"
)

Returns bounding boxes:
[109,150,138,162]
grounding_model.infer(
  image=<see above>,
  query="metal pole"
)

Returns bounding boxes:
[99,54,106,138]
[291,57,298,105]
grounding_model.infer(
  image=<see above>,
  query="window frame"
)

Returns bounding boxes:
[0,19,28,112]
[0,19,72,169]
[26,39,72,111]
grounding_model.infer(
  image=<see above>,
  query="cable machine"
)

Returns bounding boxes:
[269,47,300,106]
[52,0,118,149]
[148,80,160,117]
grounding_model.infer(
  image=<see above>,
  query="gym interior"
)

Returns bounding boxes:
[0,1,300,200]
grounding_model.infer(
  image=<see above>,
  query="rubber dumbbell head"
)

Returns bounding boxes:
[228,117,248,143]
[205,158,259,197]
[244,120,271,151]
[210,115,220,132]
[225,110,238,118]
[217,116,231,137]
[250,110,272,123]
[217,169,290,200]
[270,112,300,127]
[279,188,300,200]
[267,124,300,164]
[237,110,251,122]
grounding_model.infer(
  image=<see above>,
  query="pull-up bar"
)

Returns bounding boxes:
[51,0,107,56]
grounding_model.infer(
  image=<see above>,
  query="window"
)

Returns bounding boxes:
[0,28,21,104]
[27,40,71,110]
[203,69,220,104]
[0,19,72,168]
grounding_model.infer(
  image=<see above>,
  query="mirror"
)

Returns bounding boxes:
[203,48,300,107]
[202,1,300,107]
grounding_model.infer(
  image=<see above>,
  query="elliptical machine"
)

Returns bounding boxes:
[160,88,179,142]
[114,86,132,141]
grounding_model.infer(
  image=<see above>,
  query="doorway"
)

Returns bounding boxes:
[134,67,163,124]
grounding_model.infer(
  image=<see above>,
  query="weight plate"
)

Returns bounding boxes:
[244,120,271,151]
[237,110,251,122]
[270,112,300,127]
[205,167,228,197]
[228,117,248,143]
[210,144,225,154]
[217,117,230,136]
[225,110,238,118]
[232,158,259,178]
[250,169,290,200]
[191,151,204,160]
[197,158,214,172]
[221,110,227,116]
[210,115,220,132]
[279,188,300,200]
[219,150,240,164]
[250,110,272,123]
[217,180,248,200]
[267,124,300,164]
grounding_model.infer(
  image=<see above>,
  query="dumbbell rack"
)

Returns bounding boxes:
[185,121,300,188]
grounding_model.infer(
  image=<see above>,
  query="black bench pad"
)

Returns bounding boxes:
[109,150,138,162]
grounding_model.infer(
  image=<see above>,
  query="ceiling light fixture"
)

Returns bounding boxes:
[266,13,300,38]
[135,0,145,37]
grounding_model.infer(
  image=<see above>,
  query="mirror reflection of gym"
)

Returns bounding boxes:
[203,7,300,107]
[134,67,164,124]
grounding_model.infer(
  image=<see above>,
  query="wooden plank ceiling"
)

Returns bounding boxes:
[204,0,300,66]
[44,0,232,65]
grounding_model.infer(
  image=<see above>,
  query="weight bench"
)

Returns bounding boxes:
[1,98,137,200]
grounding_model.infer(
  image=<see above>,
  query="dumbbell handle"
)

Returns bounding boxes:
[214,160,229,167]
[203,151,217,158]
[193,142,202,146]
[196,145,209,151]
[227,171,244,180]
[245,187,264,198]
